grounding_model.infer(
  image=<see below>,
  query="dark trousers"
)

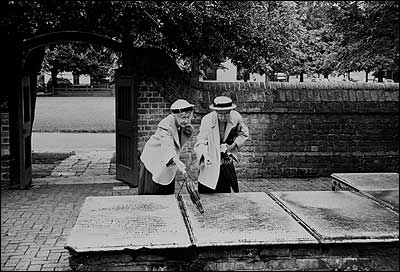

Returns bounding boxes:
[138,161,175,195]
[198,158,239,194]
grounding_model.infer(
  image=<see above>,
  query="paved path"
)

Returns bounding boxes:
[50,151,114,177]
[32,150,116,185]
[2,150,332,271]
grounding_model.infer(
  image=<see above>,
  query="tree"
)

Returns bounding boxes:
[42,42,119,88]
[3,1,309,77]
[4,1,398,83]
[327,1,399,82]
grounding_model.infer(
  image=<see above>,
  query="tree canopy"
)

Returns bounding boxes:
[2,1,399,80]
[42,43,119,84]
[326,1,399,76]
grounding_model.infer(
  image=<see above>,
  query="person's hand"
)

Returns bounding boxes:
[173,157,187,175]
[226,142,237,153]
[220,143,228,153]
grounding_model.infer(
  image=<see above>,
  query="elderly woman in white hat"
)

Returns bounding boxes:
[194,96,249,193]
[138,99,195,195]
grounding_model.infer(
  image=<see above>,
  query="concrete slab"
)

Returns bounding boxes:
[181,192,317,247]
[331,172,399,191]
[331,172,399,212]
[65,195,191,253]
[271,191,399,243]
[367,189,399,211]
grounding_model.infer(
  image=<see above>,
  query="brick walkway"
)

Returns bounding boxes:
[1,177,331,271]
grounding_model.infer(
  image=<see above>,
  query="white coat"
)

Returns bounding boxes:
[194,110,249,190]
[140,114,193,185]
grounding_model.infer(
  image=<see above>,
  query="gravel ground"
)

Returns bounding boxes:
[33,96,115,132]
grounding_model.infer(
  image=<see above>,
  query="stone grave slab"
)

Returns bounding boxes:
[331,172,399,191]
[181,192,317,247]
[271,191,399,243]
[65,195,192,252]
[367,189,399,211]
[331,172,399,212]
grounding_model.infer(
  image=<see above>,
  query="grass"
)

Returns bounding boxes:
[33,96,115,132]
[32,152,74,164]
[32,152,74,178]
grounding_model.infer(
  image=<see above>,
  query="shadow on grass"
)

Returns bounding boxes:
[32,151,75,178]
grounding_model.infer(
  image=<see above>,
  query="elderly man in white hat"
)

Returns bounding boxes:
[138,99,195,195]
[194,96,249,193]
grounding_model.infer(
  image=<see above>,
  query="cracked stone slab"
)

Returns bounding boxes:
[331,173,399,191]
[331,173,399,212]
[271,191,399,243]
[65,195,191,253]
[181,192,317,247]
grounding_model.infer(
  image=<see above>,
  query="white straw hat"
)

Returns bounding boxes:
[209,96,236,111]
[170,99,194,113]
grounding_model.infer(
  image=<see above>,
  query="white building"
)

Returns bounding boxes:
[199,59,265,82]
[43,71,91,85]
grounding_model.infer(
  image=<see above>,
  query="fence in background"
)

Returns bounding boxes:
[50,85,115,96]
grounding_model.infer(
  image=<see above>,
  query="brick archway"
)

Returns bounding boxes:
[2,30,188,190]
[22,31,124,53]
[8,31,136,189]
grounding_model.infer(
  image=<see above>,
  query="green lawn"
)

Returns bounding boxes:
[33,96,115,132]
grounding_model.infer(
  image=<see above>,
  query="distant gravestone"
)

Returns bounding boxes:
[65,195,191,252]
[181,192,317,247]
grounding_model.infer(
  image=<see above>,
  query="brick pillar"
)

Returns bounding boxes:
[1,97,10,191]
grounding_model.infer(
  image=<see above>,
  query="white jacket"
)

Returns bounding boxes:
[140,114,193,185]
[194,110,249,189]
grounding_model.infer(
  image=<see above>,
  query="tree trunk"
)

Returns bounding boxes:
[73,73,80,85]
[365,71,369,82]
[347,72,351,81]
[265,71,270,83]
[324,73,329,79]
[190,55,199,82]
[300,72,304,82]
[51,67,58,96]
[393,70,399,83]
[377,70,384,83]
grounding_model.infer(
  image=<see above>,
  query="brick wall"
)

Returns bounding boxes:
[69,242,399,271]
[137,81,399,179]
[1,81,398,190]
[1,98,11,191]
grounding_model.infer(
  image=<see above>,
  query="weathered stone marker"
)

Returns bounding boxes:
[331,172,399,212]
[181,192,317,246]
[271,191,399,243]
[65,192,399,271]
[65,195,191,252]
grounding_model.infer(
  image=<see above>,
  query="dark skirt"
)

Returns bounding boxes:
[198,154,239,194]
[137,161,175,195]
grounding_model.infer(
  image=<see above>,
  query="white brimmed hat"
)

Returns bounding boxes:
[209,96,236,111]
[170,99,194,113]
